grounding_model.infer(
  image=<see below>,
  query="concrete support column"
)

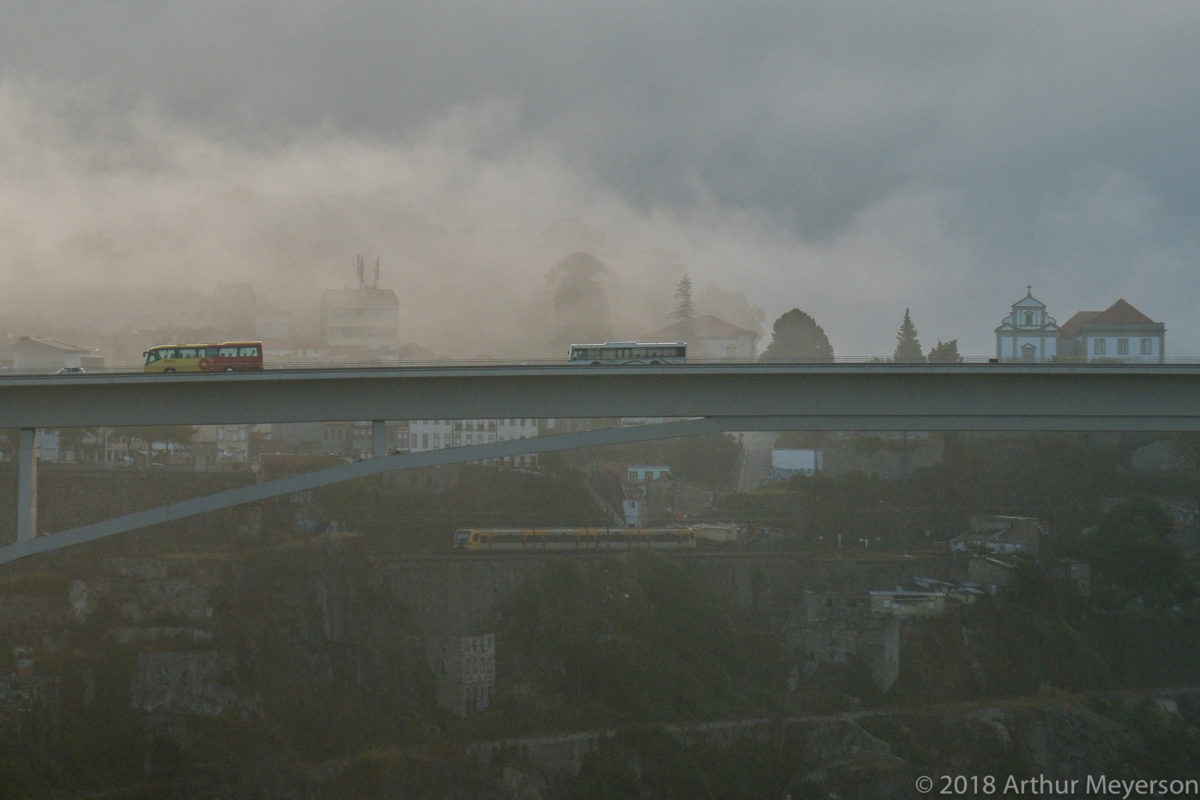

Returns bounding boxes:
[17,429,37,542]
[372,420,389,458]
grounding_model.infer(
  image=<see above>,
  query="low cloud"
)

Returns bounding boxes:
[3,2,1200,359]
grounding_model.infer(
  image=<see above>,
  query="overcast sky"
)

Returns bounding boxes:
[2,2,1198,358]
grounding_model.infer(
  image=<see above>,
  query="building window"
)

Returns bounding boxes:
[1094,339,1106,355]
[1023,311,1033,326]
[1141,338,1152,355]
[1117,338,1129,355]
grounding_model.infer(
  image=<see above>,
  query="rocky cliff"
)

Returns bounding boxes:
[0,529,1196,799]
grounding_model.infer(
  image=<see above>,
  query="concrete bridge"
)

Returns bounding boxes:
[2,361,1199,563]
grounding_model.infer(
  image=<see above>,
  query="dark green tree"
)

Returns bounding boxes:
[893,308,925,362]
[759,309,834,362]
[670,273,697,342]
[661,433,742,489]
[119,425,199,464]
[1087,496,1195,607]
[121,425,199,448]
[927,339,962,363]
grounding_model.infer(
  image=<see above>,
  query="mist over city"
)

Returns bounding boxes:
[3,3,1200,798]
[3,3,1200,357]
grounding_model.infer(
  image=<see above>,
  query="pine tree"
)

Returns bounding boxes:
[893,308,925,362]
[670,273,697,342]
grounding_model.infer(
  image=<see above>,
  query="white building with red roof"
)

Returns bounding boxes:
[1058,298,1165,362]
[641,314,759,361]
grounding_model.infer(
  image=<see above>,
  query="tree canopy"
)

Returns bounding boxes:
[1087,496,1195,607]
[759,309,834,362]
[547,252,612,347]
[893,308,925,362]
[927,339,962,363]
[119,425,199,448]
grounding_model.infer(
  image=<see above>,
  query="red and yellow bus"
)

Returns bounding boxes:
[143,341,264,373]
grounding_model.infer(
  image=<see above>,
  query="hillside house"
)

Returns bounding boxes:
[627,465,671,481]
[950,515,1046,558]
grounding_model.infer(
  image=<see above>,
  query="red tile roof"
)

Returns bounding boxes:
[1092,298,1155,325]
[1059,299,1157,337]
[643,314,759,340]
[1058,310,1101,339]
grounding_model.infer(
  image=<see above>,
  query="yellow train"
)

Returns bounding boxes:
[453,527,696,551]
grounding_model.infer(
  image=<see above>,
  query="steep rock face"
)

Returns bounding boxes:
[1017,706,1132,778]
[459,693,1200,800]
[130,651,257,718]
[0,533,1198,799]
[0,533,434,797]
[786,717,893,764]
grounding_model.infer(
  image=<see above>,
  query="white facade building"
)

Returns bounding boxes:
[995,288,1059,362]
[1058,299,1165,362]
[407,418,539,468]
[8,337,101,372]
[320,256,400,359]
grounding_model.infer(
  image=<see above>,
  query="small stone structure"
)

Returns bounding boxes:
[431,634,496,717]
[787,591,900,691]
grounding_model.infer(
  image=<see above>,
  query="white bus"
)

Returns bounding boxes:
[568,341,687,365]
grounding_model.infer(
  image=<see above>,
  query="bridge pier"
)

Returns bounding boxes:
[372,420,388,458]
[17,428,37,542]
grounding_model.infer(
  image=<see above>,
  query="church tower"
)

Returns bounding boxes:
[995,287,1059,362]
